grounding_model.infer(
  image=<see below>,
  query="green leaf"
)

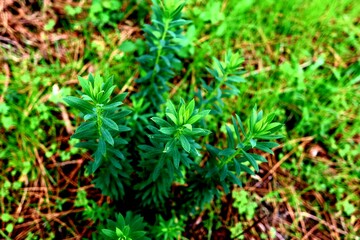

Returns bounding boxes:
[99,85,116,103]
[93,150,103,173]
[98,139,106,155]
[84,113,96,121]
[113,109,132,119]
[169,19,191,27]
[110,92,128,104]
[159,127,176,135]
[178,103,186,124]
[236,114,246,136]
[187,114,202,125]
[249,107,257,133]
[130,231,147,238]
[88,73,95,85]
[232,115,241,142]
[166,113,178,125]
[102,117,119,131]
[78,76,91,96]
[164,139,176,153]
[166,100,178,117]
[152,156,166,181]
[219,165,228,181]
[101,127,114,145]
[63,96,94,114]
[343,201,355,216]
[226,125,234,148]
[242,150,259,172]
[255,142,275,154]
[152,117,172,127]
[184,128,211,137]
[1,213,13,222]
[256,134,283,140]
[213,57,225,75]
[227,75,246,83]
[251,153,267,163]
[264,122,283,132]
[186,99,195,115]
[183,124,192,130]
[228,172,242,186]
[257,110,263,122]
[44,19,56,31]
[109,157,122,170]
[111,149,125,160]
[187,110,210,124]
[173,148,180,169]
[198,109,211,117]
[102,229,117,238]
[179,135,190,152]
[102,101,123,110]
[119,40,137,53]
[240,164,255,175]
[72,123,97,139]
[218,148,236,156]
[118,125,131,132]
[93,75,103,95]
[5,223,13,233]
[250,139,256,148]
[115,227,122,237]
[234,159,241,175]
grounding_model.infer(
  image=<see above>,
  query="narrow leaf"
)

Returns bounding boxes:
[226,125,235,148]
[102,117,119,131]
[242,149,259,172]
[63,96,94,114]
[101,127,114,145]
[173,148,180,169]
[179,135,190,152]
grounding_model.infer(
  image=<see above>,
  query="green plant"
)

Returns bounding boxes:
[232,190,258,220]
[196,50,246,113]
[136,0,190,110]
[65,73,282,233]
[63,0,283,238]
[64,75,132,200]
[151,214,185,239]
[88,0,124,28]
[101,212,149,240]
[135,99,211,207]
[2,0,360,238]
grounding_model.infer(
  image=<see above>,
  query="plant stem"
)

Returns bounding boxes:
[96,104,103,137]
[200,71,229,112]
[150,18,170,86]
[219,133,252,168]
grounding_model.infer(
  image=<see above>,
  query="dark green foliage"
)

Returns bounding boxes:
[63,1,283,238]
[204,107,283,193]
[101,212,150,240]
[136,0,191,110]
[135,99,211,207]
[196,50,246,113]
[64,74,132,200]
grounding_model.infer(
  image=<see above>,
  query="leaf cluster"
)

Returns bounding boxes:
[101,212,149,240]
[197,50,246,113]
[135,99,210,207]
[63,1,284,237]
[136,0,191,110]
[64,74,132,199]
[205,107,283,193]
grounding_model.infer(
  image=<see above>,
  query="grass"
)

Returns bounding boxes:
[0,0,359,238]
